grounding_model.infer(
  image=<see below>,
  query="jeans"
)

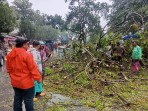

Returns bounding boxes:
[13,87,34,111]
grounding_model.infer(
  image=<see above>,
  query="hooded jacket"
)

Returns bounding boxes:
[6,48,41,89]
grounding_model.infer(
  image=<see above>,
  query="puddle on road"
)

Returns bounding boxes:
[46,93,97,111]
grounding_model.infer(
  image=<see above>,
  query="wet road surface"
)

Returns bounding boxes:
[0,65,13,111]
[0,65,97,111]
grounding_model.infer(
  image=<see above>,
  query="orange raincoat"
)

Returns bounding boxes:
[6,48,41,89]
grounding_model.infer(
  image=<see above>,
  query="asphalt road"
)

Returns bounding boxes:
[0,65,13,111]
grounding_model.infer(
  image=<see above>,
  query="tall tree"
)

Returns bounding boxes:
[47,14,65,30]
[0,3,16,33]
[13,0,33,21]
[109,0,148,34]
[66,0,109,45]
[13,0,62,40]
[34,25,59,40]
[13,0,35,38]
[0,0,7,4]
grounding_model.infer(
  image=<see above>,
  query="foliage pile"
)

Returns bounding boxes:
[43,43,148,110]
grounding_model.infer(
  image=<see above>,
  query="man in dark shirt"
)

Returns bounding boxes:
[113,42,125,62]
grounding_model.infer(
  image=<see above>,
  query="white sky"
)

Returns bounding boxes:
[7,0,112,26]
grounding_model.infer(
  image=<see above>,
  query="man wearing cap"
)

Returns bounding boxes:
[6,37,41,111]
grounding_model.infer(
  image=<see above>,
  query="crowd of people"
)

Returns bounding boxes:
[6,37,52,111]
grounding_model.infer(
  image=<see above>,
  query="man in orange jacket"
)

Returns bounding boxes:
[6,37,41,111]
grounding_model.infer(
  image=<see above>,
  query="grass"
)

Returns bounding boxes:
[45,105,66,111]
[36,59,148,111]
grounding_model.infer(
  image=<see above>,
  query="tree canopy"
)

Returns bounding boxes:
[109,0,148,34]
[0,3,16,33]
[47,14,65,30]
[12,0,63,40]
[66,0,109,44]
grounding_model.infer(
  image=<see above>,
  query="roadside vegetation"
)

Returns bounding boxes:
[34,32,148,110]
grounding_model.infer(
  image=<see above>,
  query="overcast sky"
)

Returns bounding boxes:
[7,0,111,26]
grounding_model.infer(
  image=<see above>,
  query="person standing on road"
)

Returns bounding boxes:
[6,37,41,111]
[40,41,51,84]
[30,41,45,101]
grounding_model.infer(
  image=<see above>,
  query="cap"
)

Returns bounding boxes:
[15,37,29,45]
